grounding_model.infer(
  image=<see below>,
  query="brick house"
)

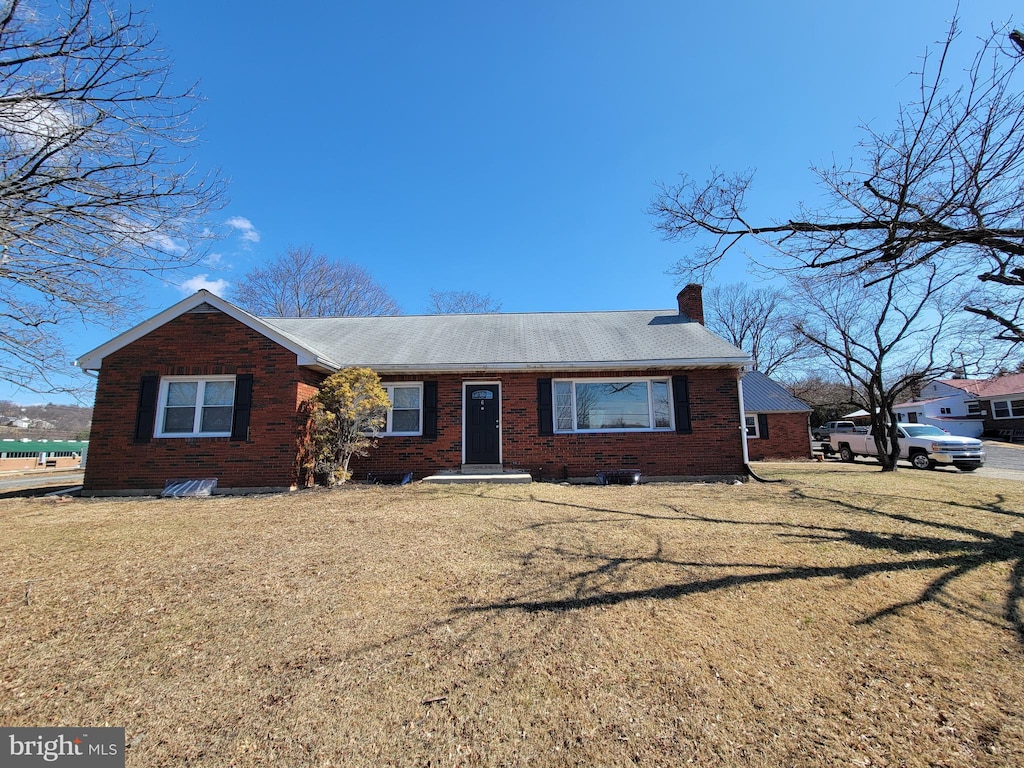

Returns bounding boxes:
[975,373,1024,435]
[740,370,812,461]
[74,286,805,494]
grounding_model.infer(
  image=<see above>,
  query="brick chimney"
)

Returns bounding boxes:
[677,284,704,324]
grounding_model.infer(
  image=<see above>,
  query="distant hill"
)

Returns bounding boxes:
[0,401,92,441]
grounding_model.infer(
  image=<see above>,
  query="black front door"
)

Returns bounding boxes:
[465,384,500,464]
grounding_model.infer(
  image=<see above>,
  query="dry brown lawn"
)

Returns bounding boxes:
[2,463,1023,767]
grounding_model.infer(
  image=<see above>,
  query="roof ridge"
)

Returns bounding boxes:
[261,308,682,321]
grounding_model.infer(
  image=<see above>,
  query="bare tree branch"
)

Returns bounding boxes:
[0,0,226,395]
[231,246,401,318]
[703,283,810,377]
[650,18,1024,345]
[427,289,502,314]
[792,261,969,471]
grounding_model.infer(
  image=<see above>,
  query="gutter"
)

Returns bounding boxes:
[737,373,781,484]
[324,357,751,374]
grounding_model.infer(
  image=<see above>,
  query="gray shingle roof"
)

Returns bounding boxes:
[262,310,749,372]
[741,369,811,413]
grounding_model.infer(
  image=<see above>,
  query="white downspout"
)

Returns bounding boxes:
[737,371,750,466]
[738,369,780,483]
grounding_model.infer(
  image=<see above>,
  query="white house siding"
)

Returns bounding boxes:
[893,396,985,438]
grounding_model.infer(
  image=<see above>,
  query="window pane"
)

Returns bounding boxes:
[392,409,419,432]
[204,380,235,406]
[164,407,196,433]
[391,386,420,409]
[745,415,757,436]
[1012,400,1024,417]
[201,406,233,433]
[995,401,1010,418]
[575,382,650,429]
[554,381,573,431]
[167,381,197,407]
[652,381,671,428]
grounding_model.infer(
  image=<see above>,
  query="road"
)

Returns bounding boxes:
[974,441,1024,481]
[0,470,83,496]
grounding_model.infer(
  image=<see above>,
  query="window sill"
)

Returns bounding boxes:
[554,427,674,435]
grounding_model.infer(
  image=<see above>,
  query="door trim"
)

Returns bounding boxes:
[462,381,502,465]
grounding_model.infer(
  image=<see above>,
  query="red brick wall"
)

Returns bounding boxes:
[351,369,747,481]
[84,310,323,492]
[978,399,1024,435]
[745,412,811,461]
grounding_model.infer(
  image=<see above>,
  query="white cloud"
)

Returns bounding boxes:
[108,215,187,254]
[0,98,75,152]
[179,274,230,297]
[202,252,227,269]
[148,231,188,255]
[225,216,260,243]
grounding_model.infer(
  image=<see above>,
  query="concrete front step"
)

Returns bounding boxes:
[422,472,533,485]
[460,464,503,474]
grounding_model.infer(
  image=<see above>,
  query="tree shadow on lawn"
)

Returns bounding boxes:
[452,485,1024,646]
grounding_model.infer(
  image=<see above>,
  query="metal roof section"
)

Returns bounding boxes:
[741,369,811,413]
[261,310,751,371]
[0,439,88,454]
[75,291,751,373]
[973,372,1024,399]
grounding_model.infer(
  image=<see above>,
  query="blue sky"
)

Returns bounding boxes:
[9,0,1020,404]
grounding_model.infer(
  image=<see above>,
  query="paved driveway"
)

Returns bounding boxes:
[975,440,1024,481]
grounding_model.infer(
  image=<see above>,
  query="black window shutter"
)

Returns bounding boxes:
[134,375,159,443]
[537,378,553,435]
[672,375,692,434]
[231,374,254,441]
[757,413,769,439]
[422,381,438,439]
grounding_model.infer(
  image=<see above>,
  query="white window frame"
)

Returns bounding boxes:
[379,382,423,436]
[744,414,759,438]
[992,398,1024,419]
[155,375,236,438]
[966,400,983,415]
[552,377,674,433]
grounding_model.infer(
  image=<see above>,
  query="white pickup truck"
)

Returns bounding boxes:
[829,424,986,471]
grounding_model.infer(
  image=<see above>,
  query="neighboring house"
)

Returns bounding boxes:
[894,374,1024,437]
[740,370,812,461]
[972,373,1024,435]
[76,286,771,494]
[0,439,87,471]
[893,377,986,438]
